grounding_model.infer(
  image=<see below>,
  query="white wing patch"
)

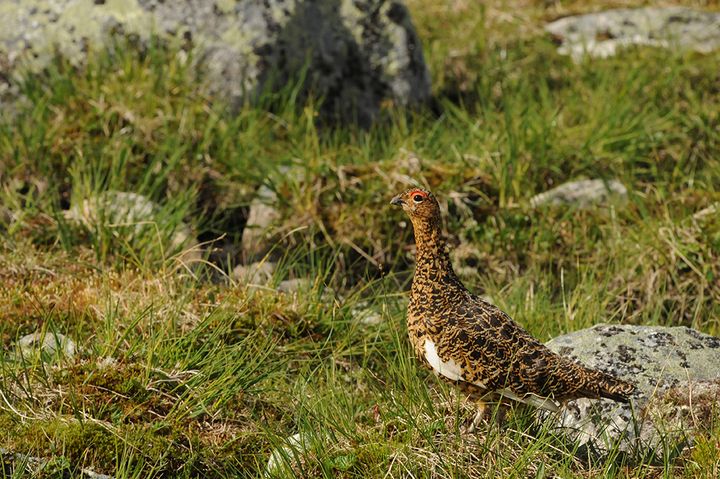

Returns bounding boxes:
[424,339,463,381]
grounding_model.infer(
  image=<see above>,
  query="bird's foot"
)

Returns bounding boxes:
[462,409,486,433]
[462,402,509,433]
[461,402,489,433]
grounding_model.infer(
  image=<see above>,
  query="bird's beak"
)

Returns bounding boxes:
[390,195,405,207]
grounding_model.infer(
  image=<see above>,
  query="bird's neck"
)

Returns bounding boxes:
[411,216,458,284]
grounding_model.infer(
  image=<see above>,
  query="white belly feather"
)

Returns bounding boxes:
[424,339,463,381]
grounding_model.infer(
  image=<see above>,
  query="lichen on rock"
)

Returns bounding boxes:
[0,0,431,125]
[545,7,720,61]
[545,324,720,461]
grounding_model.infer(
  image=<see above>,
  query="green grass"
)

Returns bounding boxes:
[1,1,720,477]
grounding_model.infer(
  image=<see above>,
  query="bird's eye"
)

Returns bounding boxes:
[413,194,424,203]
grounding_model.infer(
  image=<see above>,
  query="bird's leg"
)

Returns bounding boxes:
[463,400,488,433]
[489,402,508,425]
[477,394,509,427]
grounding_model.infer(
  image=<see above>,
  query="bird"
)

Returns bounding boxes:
[390,187,636,425]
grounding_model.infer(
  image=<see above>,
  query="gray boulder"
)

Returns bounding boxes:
[546,7,720,61]
[546,324,720,461]
[0,0,430,125]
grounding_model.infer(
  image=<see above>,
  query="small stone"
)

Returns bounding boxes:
[96,356,118,370]
[277,278,311,293]
[265,433,314,477]
[16,331,76,358]
[232,261,276,285]
[169,225,202,266]
[276,279,335,301]
[352,308,382,326]
[0,447,47,475]
[546,7,720,61]
[388,148,423,184]
[478,295,495,306]
[241,185,281,262]
[545,324,720,460]
[64,191,154,228]
[63,191,200,265]
[82,468,114,479]
[0,205,14,227]
[530,179,627,208]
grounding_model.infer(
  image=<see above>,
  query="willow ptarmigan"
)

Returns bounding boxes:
[390,187,636,421]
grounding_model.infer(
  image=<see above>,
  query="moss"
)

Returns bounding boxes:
[1,417,113,472]
[1,413,270,477]
[48,362,181,425]
[0,357,276,476]
[0,250,103,347]
[62,422,118,469]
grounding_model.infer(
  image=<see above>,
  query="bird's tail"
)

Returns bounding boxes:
[579,368,637,403]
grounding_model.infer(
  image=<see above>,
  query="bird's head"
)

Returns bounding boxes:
[390,188,440,224]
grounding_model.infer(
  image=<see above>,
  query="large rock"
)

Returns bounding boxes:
[546,7,720,61]
[546,324,720,461]
[0,0,430,125]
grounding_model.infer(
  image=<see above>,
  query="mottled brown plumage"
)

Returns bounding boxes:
[390,187,636,414]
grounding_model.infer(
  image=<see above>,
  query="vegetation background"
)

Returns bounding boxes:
[1,0,719,477]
